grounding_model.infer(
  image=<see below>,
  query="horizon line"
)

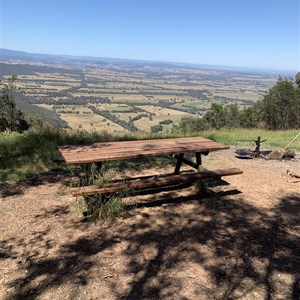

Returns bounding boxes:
[0,47,298,74]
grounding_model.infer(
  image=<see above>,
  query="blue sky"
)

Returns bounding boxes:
[1,0,299,71]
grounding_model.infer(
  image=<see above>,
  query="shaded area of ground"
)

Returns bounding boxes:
[0,155,176,198]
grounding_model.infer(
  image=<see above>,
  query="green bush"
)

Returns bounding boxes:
[159,119,173,125]
[151,124,163,133]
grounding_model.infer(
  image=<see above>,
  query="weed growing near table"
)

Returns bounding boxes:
[193,179,210,195]
[82,192,126,221]
[72,163,128,221]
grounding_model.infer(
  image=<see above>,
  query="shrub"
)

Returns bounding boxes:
[150,124,163,133]
[159,119,173,125]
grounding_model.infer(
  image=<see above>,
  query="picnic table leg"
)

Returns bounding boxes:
[196,151,210,171]
[174,153,184,175]
[172,153,207,171]
[195,152,201,169]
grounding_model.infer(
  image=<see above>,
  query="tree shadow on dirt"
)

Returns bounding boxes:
[4,190,300,300]
[0,168,74,198]
[113,193,300,300]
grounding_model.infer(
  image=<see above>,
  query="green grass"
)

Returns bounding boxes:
[0,126,299,182]
[0,126,179,182]
[0,127,115,182]
[200,128,300,151]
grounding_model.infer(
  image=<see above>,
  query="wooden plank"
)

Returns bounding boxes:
[59,139,229,164]
[58,137,211,152]
[70,167,243,196]
[58,139,222,158]
[58,139,208,157]
[61,145,229,164]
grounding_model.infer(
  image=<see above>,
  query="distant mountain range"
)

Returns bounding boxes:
[0,48,296,77]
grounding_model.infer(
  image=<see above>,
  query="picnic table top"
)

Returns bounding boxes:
[57,137,230,164]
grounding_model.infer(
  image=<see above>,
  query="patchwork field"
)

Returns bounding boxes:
[59,113,128,133]
[1,59,279,132]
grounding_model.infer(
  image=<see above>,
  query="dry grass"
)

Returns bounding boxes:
[213,91,260,101]
[140,105,189,116]
[59,113,129,133]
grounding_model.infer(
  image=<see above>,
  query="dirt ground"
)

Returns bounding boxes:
[1,148,299,300]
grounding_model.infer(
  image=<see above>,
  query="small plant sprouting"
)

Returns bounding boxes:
[194,179,209,195]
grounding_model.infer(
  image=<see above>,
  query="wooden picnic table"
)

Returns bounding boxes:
[58,137,229,164]
[57,137,242,197]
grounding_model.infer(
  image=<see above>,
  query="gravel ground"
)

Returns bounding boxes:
[1,148,299,300]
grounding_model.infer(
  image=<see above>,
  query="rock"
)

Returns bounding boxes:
[269,149,285,160]
[284,148,296,158]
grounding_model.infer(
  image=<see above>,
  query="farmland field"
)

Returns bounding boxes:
[59,113,128,133]
[0,55,282,132]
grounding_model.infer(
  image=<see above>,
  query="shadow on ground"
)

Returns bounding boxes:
[0,156,176,199]
[0,168,73,198]
[2,190,299,299]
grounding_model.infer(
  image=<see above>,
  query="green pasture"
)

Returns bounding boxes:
[172,100,212,110]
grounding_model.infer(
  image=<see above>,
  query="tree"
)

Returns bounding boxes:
[203,103,225,129]
[240,107,258,128]
[258,77,299,130]
[177,116,207,133]
[0,76,29,132]
[150,124,163,133]
[295,72,300,87]
[159,119,173,125]
[224,103,240,128]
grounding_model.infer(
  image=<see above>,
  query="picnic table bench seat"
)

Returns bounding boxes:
[70,167,243,197]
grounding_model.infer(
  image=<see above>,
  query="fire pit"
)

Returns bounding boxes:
[235,136,296,160]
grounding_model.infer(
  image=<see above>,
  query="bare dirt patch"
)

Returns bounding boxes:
[1,149,299,299]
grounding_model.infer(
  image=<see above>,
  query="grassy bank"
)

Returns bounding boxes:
[201,128,300,150]
[0,127,299,182]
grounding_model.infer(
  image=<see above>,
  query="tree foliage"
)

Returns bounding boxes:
[258,77,300,130]
[150,124,163,133]
[176,116,207,133]
[295,72,300,87]
[0,77,29,132]
[203,103,225,129]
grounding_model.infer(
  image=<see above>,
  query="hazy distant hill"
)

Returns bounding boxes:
[0,48,75,63]
[0,48,296,77]
[0,63,82,77]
